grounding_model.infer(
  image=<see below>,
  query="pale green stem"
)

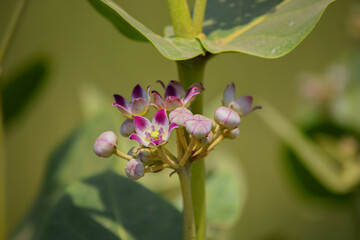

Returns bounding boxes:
[179,137,196,168]
[167,0,195,39]
[159,146,179,169]
[192,0,207,35]
[177,55,210,240]
[178,166,196,240]
[115,149,133,160]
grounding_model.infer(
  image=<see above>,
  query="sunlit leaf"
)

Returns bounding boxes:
[39,171,182,240]
[1,58,49,127]
[199,0,335,58]
[88,0,205,60]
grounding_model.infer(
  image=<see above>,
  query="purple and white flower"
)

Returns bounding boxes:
[129,109,178,147]
[152,80,204,111]
[113,84,150,118]
[222,82,261,116]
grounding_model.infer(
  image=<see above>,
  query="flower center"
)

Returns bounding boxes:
[150,130,160,140]
[145,127,165,142]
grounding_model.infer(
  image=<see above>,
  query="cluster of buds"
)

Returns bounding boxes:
[94,81,260,180]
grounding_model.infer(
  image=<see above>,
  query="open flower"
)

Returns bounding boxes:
[222,82,261,116]
[152,80,204,111]
[130,109,178,147]
[113,84,150,118]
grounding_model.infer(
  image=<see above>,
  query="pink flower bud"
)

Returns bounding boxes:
[125,159,145,180]
[185,115,212,139]
[226,127,239,139]
[94,131,117,157]
[169,107,193,127]
[120,118,135,137]
[214,107,240,129]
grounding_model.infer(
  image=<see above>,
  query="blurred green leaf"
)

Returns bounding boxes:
[259,101,360,195]
[10,107,126,240]
[38,170,182,240]
[206,149,246,238]
[1,58,49,127]
[283,120,359,201]
[88,0,205,60]
[199,0,335,58]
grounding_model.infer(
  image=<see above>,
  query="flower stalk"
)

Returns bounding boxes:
[178,166,196,240]
[177,56,209,240]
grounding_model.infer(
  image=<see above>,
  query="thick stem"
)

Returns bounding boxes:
[192,0,207,35]
[167,0,195,39]
[178,166,196,240]
[177,55,209,240]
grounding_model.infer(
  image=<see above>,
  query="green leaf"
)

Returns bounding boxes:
[10,107,126,240]
[199,0,335,58]
[1,57,49,127]
[88,0,205,60]
[205,149,246,237]
[39,171,182,240]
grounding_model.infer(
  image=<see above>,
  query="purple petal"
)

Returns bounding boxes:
[145,85,151,102]
[129,133,149,147]
[131,84,146,102]
[222,83,235,107]
[165,85,178,98]
[150,139,166,147]
[231,96,253,115]
[133,116,152,138]
[112,103,133,118]
[183,87,200,107]
[184,83,204,99]
[164,96,183,111]
[168,122,178,134]
[113,94,130,109]
[152,109,169,130]
[169,107,193,127]
[131,98,149,116]
[151,91,164,110]
[168,81,185,98]
[156,80,166,89]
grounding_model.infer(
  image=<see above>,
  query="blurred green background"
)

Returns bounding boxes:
[1,0,359,239]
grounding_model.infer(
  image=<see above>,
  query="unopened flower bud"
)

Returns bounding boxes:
[137,148,152,164]
[185,115,212,139]
[225,127,239,139]
[169,107,193,127]
[214,107,240,129]
[120,118,135,137]
[94,131,117,157]
[125,159,145,180]
[201,131,214,144]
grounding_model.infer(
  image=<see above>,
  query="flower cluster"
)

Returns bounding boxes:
[94,81,260,180]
